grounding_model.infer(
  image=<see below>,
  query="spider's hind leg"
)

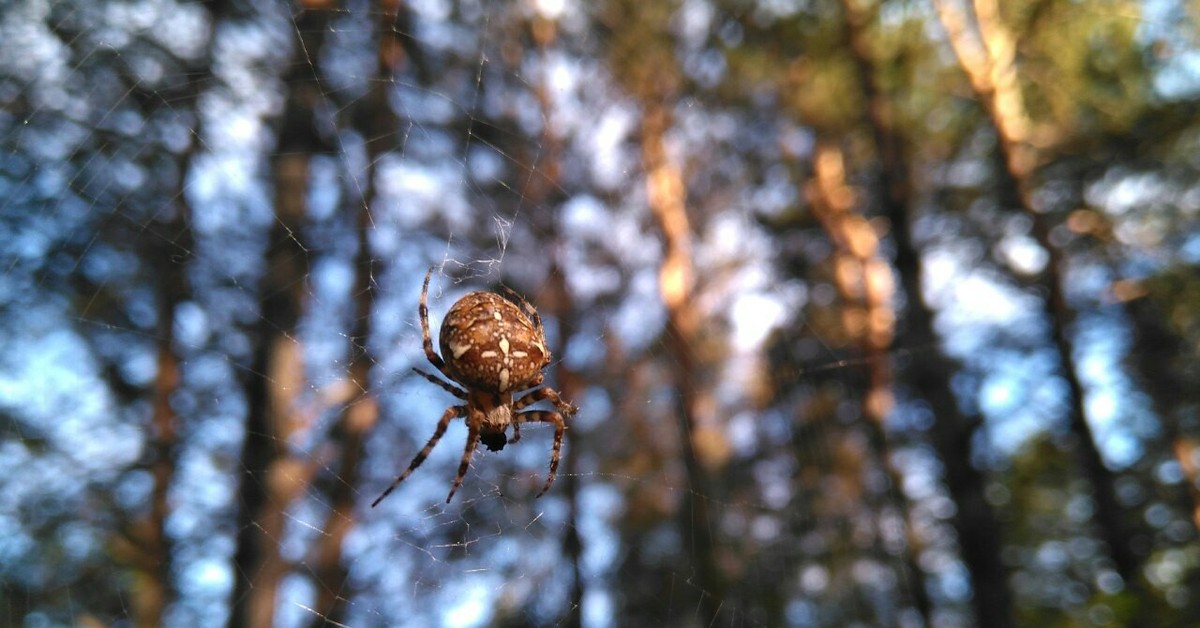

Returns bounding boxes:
[372,404,466,507]
[447,424,482,503]
[498,283,542,329]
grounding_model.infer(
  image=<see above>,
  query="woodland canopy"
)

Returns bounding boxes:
[2,0,1199,626]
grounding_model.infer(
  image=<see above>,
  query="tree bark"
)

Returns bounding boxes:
[516,16,587,622]
[116,210,191,628]
[806,138,932,623]
[1121,290,1200,532]
[841,2,1016,624]
[307,3,418,623]
[111,4,221,621]
[641,102,723,626]
[935,0,1145,590]
[229,6,332,627]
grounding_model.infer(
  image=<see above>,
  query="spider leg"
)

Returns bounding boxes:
[446,423,481,503]
[513,410,567,498]
[509,421,521,444]
[412,367,467,400]
[498,283,539,324]
[512,386,578,416]
[371,404,466,507]
[419,266,457,382]
[498,283,548,349]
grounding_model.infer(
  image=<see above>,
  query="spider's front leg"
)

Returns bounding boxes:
[512,386,578,417]
[418,266,458,383]
[512,409,568,498]
[412,367,467,399]
[372,404,466,507]
[508,385,568,445]
[509,386,575,495]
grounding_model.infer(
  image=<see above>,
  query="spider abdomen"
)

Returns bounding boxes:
[439,291,551,394]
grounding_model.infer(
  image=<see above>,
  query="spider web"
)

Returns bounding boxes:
[2,1,1199,627]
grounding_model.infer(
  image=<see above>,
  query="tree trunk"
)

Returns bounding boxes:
[229,6,332,626]
[113,6,219,622]
[934,0,1145,587]
[307,3,417,623]
[641,102,724,626]
[806,137,931,623]
[1122,291,1200,532]
[842,2,1016,624]
[520,17,586,622]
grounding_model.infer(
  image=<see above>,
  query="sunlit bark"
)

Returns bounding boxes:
[807,143,895,423]
[642,102,724,626]
[806,138,940,623]
[231,172,314,626]
[839,2,1016,624]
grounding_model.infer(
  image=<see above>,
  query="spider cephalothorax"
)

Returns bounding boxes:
[372,267,577,506]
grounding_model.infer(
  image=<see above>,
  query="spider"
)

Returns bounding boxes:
[372,267,577,506]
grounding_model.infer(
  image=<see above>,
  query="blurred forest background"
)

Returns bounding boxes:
[3,0,1200,626]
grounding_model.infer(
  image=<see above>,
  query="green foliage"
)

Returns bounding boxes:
[1017,0,1152,140]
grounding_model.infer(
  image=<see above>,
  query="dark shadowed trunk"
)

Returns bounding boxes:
[520,17,585,621]
[934,0,1145,589]
[229,6,333,627]
[1123,290,1200,532]
[889,189,1017,628]
[307,3,417,623]
[842,2,1016,624]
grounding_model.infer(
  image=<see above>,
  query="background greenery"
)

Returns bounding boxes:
[2,0,1199,626]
